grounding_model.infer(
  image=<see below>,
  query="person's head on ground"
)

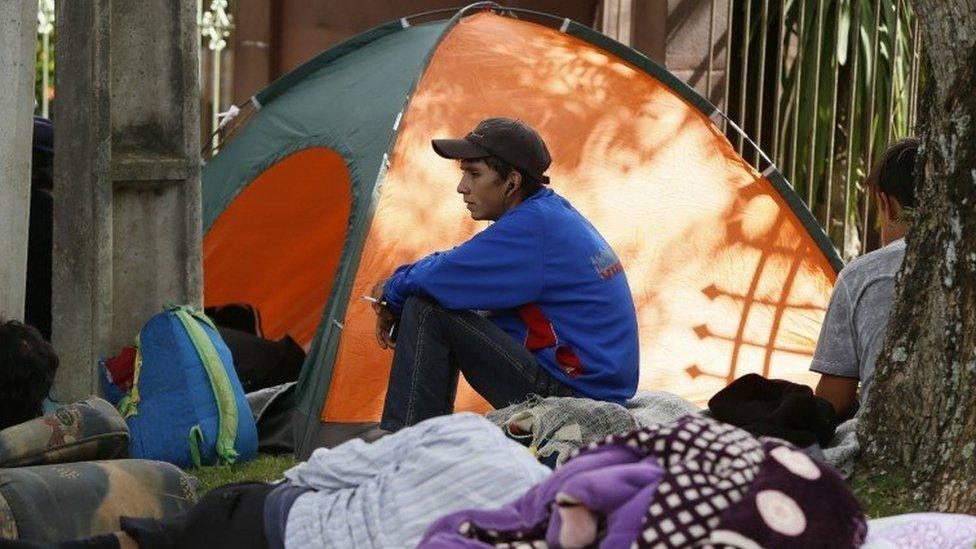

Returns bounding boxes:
[432,117,551,221]
[0,319,59,430]
[866,137,919,245]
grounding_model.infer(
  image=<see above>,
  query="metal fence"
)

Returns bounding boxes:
[199,0,234,153]
[36,0,55,119]
[718,0,922,258]
[34,1,920,257]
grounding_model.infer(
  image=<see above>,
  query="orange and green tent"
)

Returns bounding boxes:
[202,4,843,457]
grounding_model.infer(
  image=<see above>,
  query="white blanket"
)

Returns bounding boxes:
[283,413,550,549]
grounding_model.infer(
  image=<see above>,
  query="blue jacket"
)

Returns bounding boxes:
[383,188,639,403]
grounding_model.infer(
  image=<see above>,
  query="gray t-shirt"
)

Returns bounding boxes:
[810,239,905,405]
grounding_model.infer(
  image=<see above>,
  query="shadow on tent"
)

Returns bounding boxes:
[199,4,841,457]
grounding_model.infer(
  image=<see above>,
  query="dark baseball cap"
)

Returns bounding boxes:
[432,117,551,184]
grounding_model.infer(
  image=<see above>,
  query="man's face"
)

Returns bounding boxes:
[457,159,507,221]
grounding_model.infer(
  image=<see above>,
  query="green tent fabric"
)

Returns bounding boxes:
[203,20,447,229]
[202,4,842,459]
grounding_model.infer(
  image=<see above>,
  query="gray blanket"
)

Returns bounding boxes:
[823,418,859,478]
[488,391,861,473]
[487,391,700,465]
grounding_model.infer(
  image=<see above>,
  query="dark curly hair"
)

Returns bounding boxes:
[0,320,59,431]
[480,155,545,199]
[865,137,920,209]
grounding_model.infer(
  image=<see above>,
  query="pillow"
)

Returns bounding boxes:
[0,459,198,541]
[0,397,129,467]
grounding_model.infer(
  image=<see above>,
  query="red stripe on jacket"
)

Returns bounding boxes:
[518,304,557,350]
[518,304,584,378]
[556,346,584,379]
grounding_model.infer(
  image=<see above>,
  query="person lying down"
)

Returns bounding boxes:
[0,414,548,549]
[1,412,867,549]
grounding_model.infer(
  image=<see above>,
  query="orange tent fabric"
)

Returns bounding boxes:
[320,13,836,422]
[204,147,352,345]
[202,9,841,454]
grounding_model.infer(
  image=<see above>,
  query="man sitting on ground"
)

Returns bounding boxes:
[811,138,919,418]
[369,117,640,432]
[0,320,59,431]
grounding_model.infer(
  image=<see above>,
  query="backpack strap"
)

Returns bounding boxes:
[170,305,239,465]
[188,424,205,469]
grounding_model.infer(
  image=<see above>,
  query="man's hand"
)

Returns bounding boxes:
[375,307,397,350]
[370,280,397,349]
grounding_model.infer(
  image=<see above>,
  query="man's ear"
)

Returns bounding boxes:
[506,171,522,196]
[878,192,904,222]
[887,194,904,220]
[875,190,892,219]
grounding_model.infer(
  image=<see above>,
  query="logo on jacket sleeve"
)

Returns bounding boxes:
[590,246,624,280]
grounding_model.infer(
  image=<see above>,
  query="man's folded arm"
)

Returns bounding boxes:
[383,211,544,313]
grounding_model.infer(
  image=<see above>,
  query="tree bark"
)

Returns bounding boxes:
[855,0,976,512]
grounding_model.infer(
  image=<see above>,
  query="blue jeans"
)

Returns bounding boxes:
[380,296,574,431]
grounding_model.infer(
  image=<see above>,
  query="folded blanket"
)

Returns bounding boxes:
[626,390,703,428]
[487,391,700,466]
[823,418,859,478]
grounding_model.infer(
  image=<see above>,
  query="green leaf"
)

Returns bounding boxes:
[837,0,851,65]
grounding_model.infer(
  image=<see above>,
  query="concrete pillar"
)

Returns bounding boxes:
[0,0,38,321]
[53,0,202,401]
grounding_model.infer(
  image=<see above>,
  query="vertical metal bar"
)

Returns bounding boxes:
[824,0,843,236]
[707,0,716,102]
[270,0,284,80]
[885,0,901,144]
[805,0,825,208]
[771,1,787,167]
[908,17,921,129]
[753,0,770,166]
[37,0,55,118]
[865,0,883,167]
[41,32,50,118]
[863,0,884,249]
[843,0,861,256]
[623,0,633,45]
[198,0,204,86]
[737,0,752,154]
[788,0,806,186]
[723,0,734,132]
[201,0,232,153]
[615,0,623,42]
[211,48,221,152]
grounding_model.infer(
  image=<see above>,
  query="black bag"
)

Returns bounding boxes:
[217,327,305,393]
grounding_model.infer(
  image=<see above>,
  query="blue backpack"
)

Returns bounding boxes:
[112,305,258,468]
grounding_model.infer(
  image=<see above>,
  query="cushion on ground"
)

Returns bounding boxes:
[0,459,198,541]
[0,397,129,468]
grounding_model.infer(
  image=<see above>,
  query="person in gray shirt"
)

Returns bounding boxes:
[811,138,920,418]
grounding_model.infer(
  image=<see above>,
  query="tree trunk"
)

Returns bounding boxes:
[854,0,976,512]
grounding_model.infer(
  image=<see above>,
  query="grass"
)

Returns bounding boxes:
[851,470,924,518]
[184,452,919,518]
[186,453,298,494]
